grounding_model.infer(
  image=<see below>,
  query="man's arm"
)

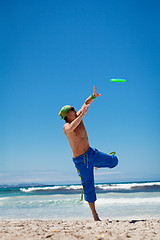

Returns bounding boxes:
[77,86,101,116]
[63,105,89,133]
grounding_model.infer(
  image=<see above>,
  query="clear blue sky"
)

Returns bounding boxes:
[0,0,160,185]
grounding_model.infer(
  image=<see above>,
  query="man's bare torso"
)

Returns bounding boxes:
[64,120,89,158]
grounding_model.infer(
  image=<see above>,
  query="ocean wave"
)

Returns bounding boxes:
[20,186,67,193]
[1,196,160,208]
[19,182,160,193]
[20,182,160,193]
[0,197,83,208]
[20,185,82,193]
[0,181,159,195]
[96,197,160,205]
[96,182,160,191]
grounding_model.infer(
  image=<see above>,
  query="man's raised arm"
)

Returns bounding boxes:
[77,86,101,116]
[63,104,89,132]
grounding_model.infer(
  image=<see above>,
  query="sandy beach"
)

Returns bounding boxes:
[0,219,160,240]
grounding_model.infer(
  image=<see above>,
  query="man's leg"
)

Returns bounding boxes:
[75,162,100,221]
[88,202,101,221]
[93,148,118,168]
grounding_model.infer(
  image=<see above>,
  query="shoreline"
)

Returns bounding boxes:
[0,219,160,240]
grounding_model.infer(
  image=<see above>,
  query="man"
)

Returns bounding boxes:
[59,86,118,221]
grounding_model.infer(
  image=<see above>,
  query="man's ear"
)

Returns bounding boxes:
[64,116,68,122]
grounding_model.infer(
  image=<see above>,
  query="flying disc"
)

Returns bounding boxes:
[110,79,126,82]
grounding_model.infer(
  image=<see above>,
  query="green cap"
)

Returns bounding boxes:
[58,105,71,119]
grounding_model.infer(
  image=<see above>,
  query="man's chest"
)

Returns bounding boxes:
[67,122,87,141]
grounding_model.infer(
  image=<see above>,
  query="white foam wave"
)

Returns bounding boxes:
[96,197,160,205]
[66,185,82,190]
[0,197,10,201]
[96,182,160,190]
[20,186,63,192]
[20,182,160,193]
[20,185,82,193]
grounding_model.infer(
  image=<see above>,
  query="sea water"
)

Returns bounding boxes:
[0,181,160,220]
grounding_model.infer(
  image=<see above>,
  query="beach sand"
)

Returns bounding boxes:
[0,219,160,240]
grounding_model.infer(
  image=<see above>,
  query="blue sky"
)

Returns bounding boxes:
[0,0,160,185]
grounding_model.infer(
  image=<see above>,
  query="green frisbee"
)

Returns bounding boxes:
[110,79,126,82]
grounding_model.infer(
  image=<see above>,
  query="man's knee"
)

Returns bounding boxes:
[110,156,118,168]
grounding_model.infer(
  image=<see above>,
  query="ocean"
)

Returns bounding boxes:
[0,181,160,220]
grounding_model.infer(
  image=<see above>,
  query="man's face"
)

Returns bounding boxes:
[65,106,77,121]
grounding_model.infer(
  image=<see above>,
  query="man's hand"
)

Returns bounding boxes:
[77,86,101,116]
[93,86,102,98]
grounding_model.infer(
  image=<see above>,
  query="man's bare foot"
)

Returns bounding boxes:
[93,212,101,221]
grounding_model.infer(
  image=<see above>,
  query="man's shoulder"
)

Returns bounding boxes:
[63,123,70,133]
[63,123,66,130]
[63,122,69,128]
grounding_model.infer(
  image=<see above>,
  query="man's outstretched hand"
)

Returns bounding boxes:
[81,86,101,116]
[93,86,102,98]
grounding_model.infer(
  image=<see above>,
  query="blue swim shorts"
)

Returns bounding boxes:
[73,147,118,203]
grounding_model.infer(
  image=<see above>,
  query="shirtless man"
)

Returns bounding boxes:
[59,86,118,221]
